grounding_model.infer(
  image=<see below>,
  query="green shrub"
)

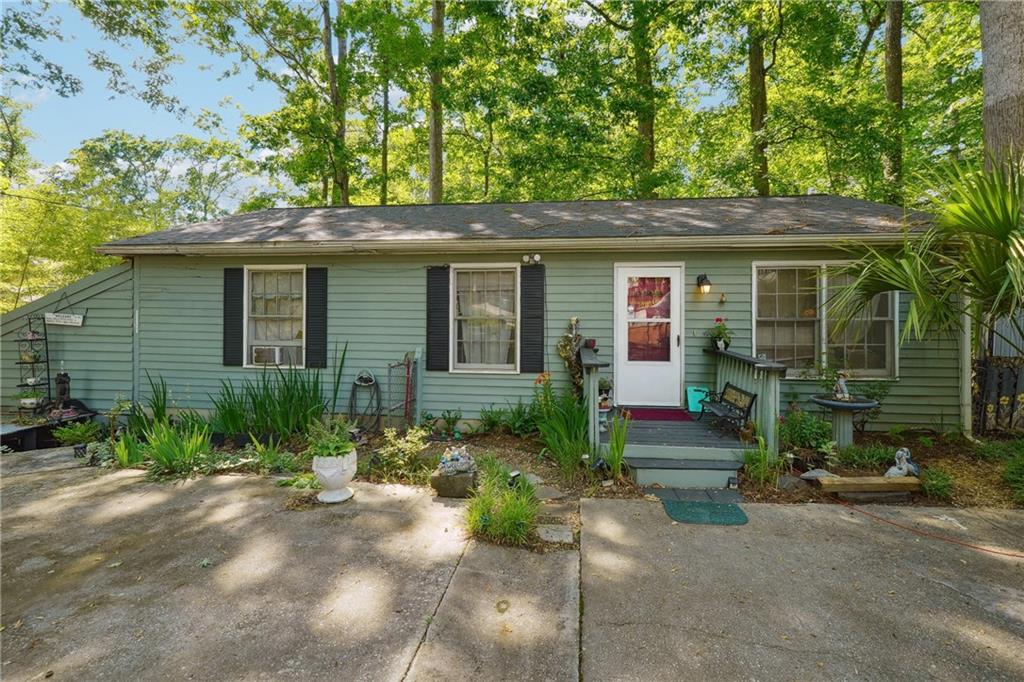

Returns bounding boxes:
[144,372,169,424]
[53,420,103,445]
[604,411,630,480]
[917,435,935,449]
[175,408,208,434]
[779,409,832,450]
[248,436,298,474]
[836,443,897,469]
[974,439,1024,462]
[1003,453,1024,504]
[466,456,539,546]
[440,409,462,436]
[210,380,248,435]
[113,433,145,468]
[503,399,538,437]
[534,378,589,481]
[477,405,508,433]
[372,425,430,482]
[921,467,954,501]
[244,367,326,438]
[743,437,784,486]
[86,440,113,466]
[145,420,211,478]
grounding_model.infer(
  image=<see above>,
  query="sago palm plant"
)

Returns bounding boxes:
[830,158,1023,355]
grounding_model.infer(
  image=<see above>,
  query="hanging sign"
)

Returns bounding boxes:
[45,312,84,327]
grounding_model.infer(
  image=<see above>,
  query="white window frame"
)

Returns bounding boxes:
[751,260,900,380]
[448,263,521,374]
[243,264,307,369]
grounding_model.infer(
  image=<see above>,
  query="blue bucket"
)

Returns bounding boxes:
[686,386,710,413]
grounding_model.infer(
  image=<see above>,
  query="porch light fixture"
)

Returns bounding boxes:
[696,273,712,294]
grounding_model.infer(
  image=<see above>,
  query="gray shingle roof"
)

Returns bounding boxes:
[100,195,925,251]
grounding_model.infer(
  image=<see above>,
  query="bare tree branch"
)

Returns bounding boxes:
[583,0,632,31]
[763,0,784,74]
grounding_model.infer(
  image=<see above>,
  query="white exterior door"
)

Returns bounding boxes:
[614,265,683,406]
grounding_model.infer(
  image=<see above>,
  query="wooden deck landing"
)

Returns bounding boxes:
[599,418,750,450]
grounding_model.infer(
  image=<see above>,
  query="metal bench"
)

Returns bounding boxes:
[697,382,757,434]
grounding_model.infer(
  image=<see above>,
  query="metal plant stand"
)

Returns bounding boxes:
[386,352,418,428]
[15,316,52,417]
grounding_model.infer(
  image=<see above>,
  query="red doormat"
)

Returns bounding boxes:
[622,407,694,422]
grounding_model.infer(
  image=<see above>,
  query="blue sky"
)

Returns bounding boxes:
[13,2,282,166]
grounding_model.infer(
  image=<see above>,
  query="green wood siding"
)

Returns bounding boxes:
[132,251,961,432]
[1,264,135,413]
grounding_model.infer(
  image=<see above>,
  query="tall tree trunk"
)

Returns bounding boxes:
[483,108,493,199]
[337,0,349,205]
[883,0,903,204]
[380,1,390,206]
[321,0,349,206]
[380,74,389,205]
[428,0,445,203]
[631,5,656,198]
[980,0,1024,165]
[748,9,769,197]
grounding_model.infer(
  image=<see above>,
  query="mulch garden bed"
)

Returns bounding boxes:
[741,431,1022,508]
[422,431,646,501]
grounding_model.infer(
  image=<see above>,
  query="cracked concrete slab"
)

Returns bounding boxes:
[405,541,579,682]
[581,499,1024,681]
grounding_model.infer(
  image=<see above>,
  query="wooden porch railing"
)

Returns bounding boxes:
[703,348,787,454]
[579,347,610,451]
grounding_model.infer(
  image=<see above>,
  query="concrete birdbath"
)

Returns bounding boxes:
[810,395,879,449]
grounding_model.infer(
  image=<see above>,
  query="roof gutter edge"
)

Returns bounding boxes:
[96,232,913,256]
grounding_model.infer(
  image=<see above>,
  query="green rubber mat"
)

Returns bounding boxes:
[661,499,748,526]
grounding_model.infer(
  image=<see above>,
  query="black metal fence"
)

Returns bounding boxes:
[973,357,1024,434]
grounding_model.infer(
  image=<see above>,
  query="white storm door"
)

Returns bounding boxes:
[614,265,683,407]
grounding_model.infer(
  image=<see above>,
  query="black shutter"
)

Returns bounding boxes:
[426,266,450,371]
[305,267,328,368]
[520,264,545,373]
[223,268,244,366]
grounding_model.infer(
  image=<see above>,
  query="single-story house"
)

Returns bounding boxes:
[2,196,970,484]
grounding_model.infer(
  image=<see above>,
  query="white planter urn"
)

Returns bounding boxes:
[312,452,357,503]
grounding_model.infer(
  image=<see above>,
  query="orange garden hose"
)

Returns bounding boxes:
[835,499,1024,559]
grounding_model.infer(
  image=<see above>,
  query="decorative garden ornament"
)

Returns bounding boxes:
[884,448,919,477]
[312,451,357,503]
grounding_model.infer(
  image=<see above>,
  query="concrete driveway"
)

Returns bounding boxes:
[4,448,1023,681]
[1,449,578,681]
[582,499,1024,681]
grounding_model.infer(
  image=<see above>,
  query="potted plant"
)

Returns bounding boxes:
[598,377,613,399]
[19,350,41,363]
[704,317,733,350]
[15,390,44,408]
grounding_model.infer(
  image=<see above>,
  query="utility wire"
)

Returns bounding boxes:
[0,189,150,215]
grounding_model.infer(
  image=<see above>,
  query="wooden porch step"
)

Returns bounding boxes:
[626,457,741,471]
[627,457,741,489]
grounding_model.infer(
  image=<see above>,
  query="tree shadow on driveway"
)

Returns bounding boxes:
[1,448,467,680]
[581,499,1024,681]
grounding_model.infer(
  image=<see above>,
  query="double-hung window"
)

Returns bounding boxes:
[451,266,518,372]
[754,264,895,378]
[246,266,305,367]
